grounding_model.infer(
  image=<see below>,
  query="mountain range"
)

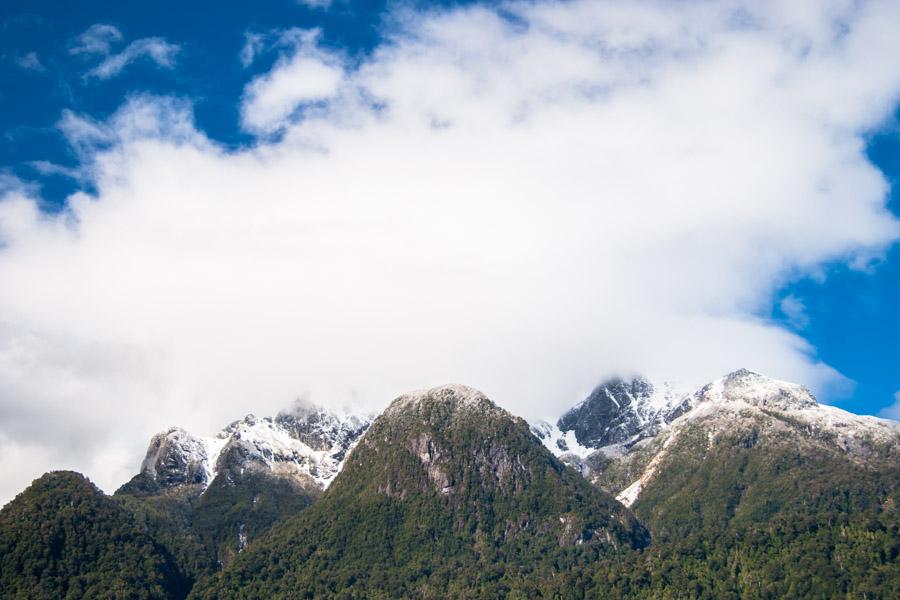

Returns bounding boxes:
[1,370,898,598]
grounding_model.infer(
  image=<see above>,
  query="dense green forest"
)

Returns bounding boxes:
[0,472,189,600]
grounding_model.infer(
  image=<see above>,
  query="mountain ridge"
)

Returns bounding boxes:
[2,371,898,598]
[119,403,373,497]
[193,384,649,598]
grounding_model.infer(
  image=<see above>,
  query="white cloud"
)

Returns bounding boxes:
[70,24,179,80]
[87,37,180,80]
[779,295,810,329]
[241,30,344,133]
[12,51,44,72]
[0,173,37,198]
[28,161,82,181]
[240,31,266,68]
[70,24,123,56]
[2,0,900,503]
[57,97,196,159]
[298,0,332,9]
[879,391,900,421]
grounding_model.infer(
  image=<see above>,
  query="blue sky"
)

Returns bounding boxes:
[1,0,899,497]
[771,123,900,417]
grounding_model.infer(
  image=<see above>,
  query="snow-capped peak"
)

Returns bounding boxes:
[139,427,212,487]
[536,369,900,508]
[553,376,687,452]
[135,404,372,494]
[678,369,898,440]
[689,369,817,411]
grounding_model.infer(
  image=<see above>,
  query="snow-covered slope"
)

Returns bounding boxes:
[535,369,900,507]
[133,404,372,494]
[669,369,897,449]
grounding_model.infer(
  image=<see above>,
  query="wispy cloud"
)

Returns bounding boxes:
[28,161,83,180]
[87,37,179,80]
[779,295,810,330]
[0,172,36,196]
[879,391,900,421]
[70,24,179,80]
[69,23,123,56]
[11,51,45,72]
[240,31,266,68]
[297,0,332,9]
[239,27,321,68]
[57,97,196,159]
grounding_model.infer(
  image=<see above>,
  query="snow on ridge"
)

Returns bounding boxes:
[138,405,372,493]
[222,415,339,487]
[551,375,690,453]
[540,368,900,508]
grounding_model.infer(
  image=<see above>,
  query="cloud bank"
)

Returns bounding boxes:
[2,0,900,502]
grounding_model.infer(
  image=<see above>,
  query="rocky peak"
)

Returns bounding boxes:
[694,369,818,411]
[328,384,650,548]
[200,385,650,598]
[275,403,370,456]
[541,368,900,509]
[124,404,372,496]
[554,376,683,451]
[139,427,214,488]
[355,385,546,498]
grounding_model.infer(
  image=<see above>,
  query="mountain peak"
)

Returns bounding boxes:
[697,369,818,411]
[120,403,372,497]
[384,383,495,417]
[201,386,649,597]
[139,426,214,488]
[552,376,682,451]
